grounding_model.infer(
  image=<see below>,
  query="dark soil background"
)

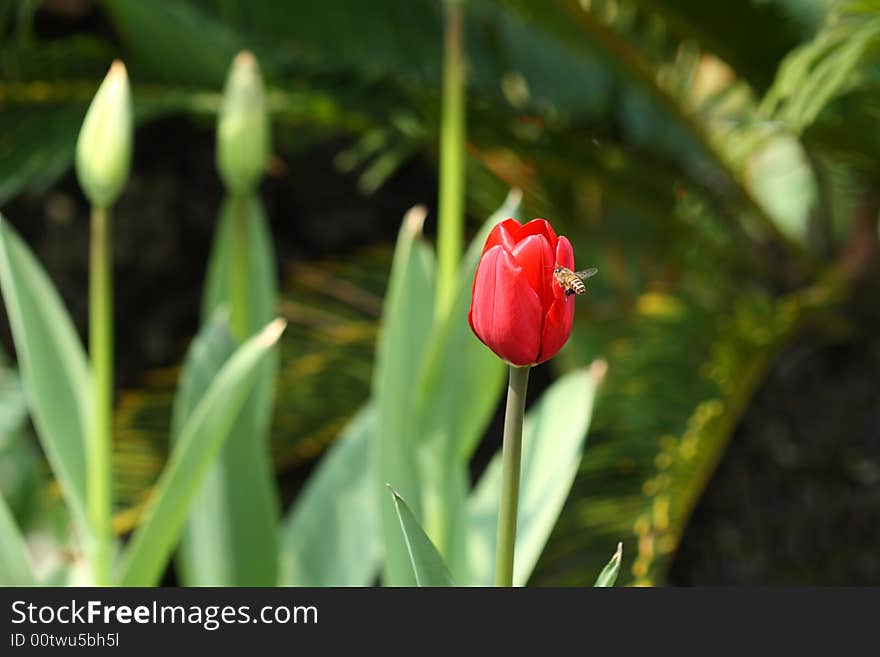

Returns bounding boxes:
[669,335,880,585]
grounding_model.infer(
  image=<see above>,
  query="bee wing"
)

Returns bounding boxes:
[574,267,598,280]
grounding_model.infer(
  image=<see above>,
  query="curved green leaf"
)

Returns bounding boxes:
[0,492,36,586]
[178,195,280,586]
[418,189,523,462]
[413,190,521,579]
[118,319,285,586]
[280,404,379,586]
[169,310,235,585]
[0,218,91,535]
[594,542,622,587]
[389,486,454,587]
[372,205,435,586]
[99,0,240,86]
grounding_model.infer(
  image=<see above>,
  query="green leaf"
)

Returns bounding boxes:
[0,491,36,586]
[169,310,236,585]
[413,190,521,579]
[372,205,435,586]
[0,31,112,205]
[496,0,796,253]
[0,356,34,520]
[744,133,816,244]
[0,218,91,535]
[467,364,604,586]
[419,190,523,461]
[99,0,241,86]
[762,13,880,133]
[0,104,85,207]
[203,196,277,328]
[279,404,379,586]
[594,542,623,587]
[176,195,279,586]
[628,0,814,91]
[388,485,454,587]
[117,319,285,586]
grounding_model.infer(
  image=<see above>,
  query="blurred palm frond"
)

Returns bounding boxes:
[108,246,385,528]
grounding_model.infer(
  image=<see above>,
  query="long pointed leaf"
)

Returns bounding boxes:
[467,363,604,586]
[0,492,36,585]
[414,190,521,579]
[178,195,279,586]
[418,190,523,461]
[389,486,454,587]
[594,542,623,587]
[118,319,285,586]
[0,218,90,534]
[372,205,435,586]
[280,404,379,586]
[169,310,236,585]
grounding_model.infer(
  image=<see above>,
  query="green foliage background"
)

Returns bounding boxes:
[2,0,878,585]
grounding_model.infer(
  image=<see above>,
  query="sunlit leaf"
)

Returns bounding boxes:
[169,310,236,585]
[372,205,435,586]
[280,404,380,586]
[0,218,91,535]
[414,190,521,579]
[176,195,280,586]
[744,133,816,244]
[118,319,285,586]
[594,542,622,587]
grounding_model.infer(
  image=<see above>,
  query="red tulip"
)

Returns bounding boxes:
[468,218,575,366]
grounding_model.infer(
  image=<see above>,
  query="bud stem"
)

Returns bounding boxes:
[230,195,250,340]
[88,205,113,586]
[494,364,530,586]
[435,0,466,319]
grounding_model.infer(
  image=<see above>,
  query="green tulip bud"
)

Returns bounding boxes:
[216,51,270,195]
[75,60,133,209]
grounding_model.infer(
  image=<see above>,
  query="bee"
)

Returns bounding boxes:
[553,266,598,297]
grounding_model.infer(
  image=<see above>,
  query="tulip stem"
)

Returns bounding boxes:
[436,0,466,318]
[494,364,530,587]
[88,205,113,586]
[230,195,250,340]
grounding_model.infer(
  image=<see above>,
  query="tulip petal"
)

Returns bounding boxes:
[516,219,558,248]
[537,296,574,364]
[469,245,543,366]
[536,236,577,362]
[482,219,521,255]
[510,234,555,306]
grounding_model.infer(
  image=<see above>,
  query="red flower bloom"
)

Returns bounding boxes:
[468,218,575,366]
